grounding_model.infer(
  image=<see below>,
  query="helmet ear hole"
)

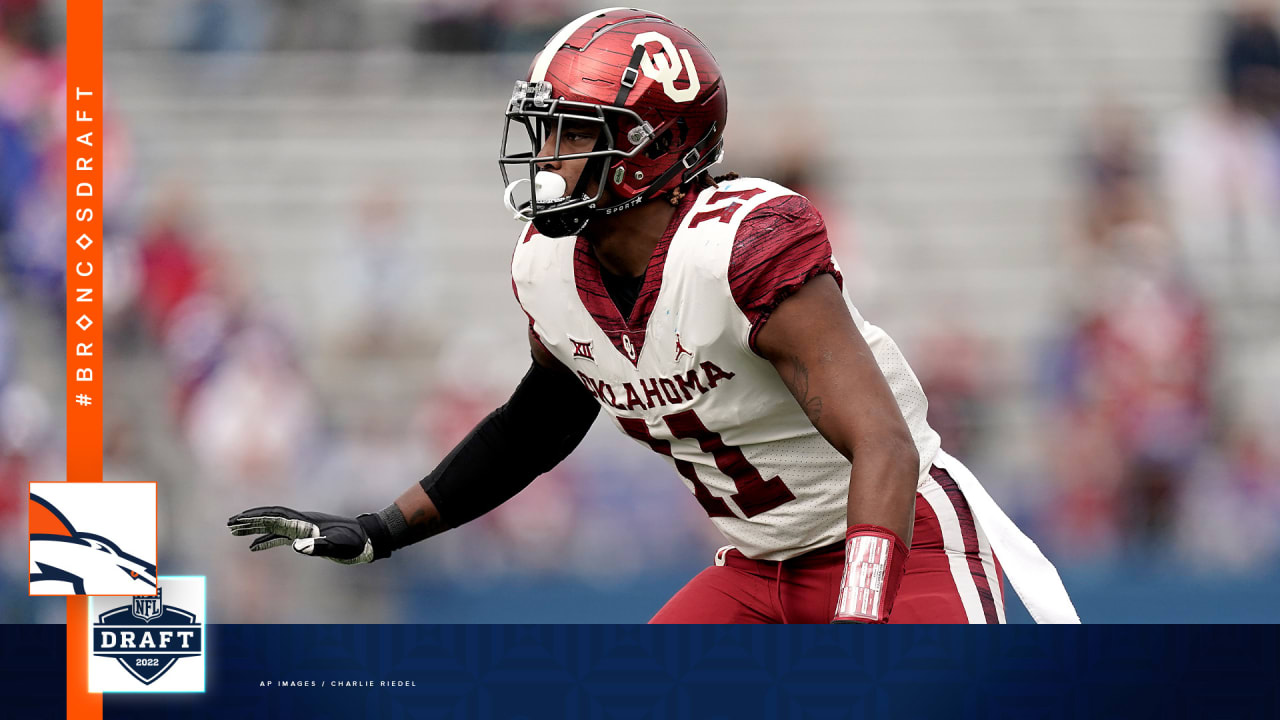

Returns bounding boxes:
[646,130,673,160]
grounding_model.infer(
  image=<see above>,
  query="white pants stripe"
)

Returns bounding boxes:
[918,476,995,624]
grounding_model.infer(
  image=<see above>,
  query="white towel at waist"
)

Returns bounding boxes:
[933,449,1081,624]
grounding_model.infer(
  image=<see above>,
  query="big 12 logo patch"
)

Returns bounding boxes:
[89,576,206,692]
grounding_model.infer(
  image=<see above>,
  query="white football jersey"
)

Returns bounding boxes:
[512,177,941,560]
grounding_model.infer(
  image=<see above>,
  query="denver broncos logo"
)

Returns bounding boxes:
[29,493,157,595]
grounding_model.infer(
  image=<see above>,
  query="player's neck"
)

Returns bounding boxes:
[583,198,678,278]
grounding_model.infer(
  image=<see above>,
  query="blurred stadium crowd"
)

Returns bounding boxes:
[3,0,1280,622]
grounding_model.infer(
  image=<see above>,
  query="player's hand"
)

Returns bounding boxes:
[227,507,389,565]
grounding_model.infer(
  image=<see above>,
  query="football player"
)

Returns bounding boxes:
[229,8,1079,624]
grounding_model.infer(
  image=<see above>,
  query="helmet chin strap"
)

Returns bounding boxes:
[584,127,723,220]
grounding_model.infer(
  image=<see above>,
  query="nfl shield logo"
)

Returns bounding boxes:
[90,576,206,692]
[95,583,201,685]
[132,588,163,622]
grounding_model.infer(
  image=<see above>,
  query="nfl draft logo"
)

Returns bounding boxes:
[89,576,206,692]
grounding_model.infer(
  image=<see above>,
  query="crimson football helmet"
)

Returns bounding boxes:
[499,7,728,237]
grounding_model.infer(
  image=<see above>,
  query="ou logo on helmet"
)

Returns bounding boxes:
[631,31,701,103]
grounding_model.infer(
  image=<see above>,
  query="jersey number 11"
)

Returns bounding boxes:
[619,410,796,519]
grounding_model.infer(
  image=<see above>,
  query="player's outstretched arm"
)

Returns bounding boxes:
[228,331,600,564]
[755,274,919,622]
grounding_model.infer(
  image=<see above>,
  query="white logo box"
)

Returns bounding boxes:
[88,576,206,693]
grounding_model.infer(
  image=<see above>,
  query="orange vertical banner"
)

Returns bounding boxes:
[65,0,103,718]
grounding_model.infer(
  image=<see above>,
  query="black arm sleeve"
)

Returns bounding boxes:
[420,357,600,528]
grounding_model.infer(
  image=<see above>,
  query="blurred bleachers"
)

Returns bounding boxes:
[102,0,1235,474]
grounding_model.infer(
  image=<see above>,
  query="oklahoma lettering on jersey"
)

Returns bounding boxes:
[512,178,941,560]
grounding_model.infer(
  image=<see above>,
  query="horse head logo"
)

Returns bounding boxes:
[29,493,157,595]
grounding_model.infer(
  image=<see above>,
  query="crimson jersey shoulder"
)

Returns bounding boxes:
[727,192,843,352]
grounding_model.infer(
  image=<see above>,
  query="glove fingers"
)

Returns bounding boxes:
[228,506,309,524]
[228,514,319,540]
[228,519,272,537]
[227,507,314,537]
[248,533,291,552]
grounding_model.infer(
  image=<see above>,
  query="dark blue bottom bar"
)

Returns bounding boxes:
[0,624,64,720]
[3,625,1278,719]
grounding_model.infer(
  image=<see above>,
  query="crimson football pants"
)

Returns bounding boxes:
[650,466,1007,624]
